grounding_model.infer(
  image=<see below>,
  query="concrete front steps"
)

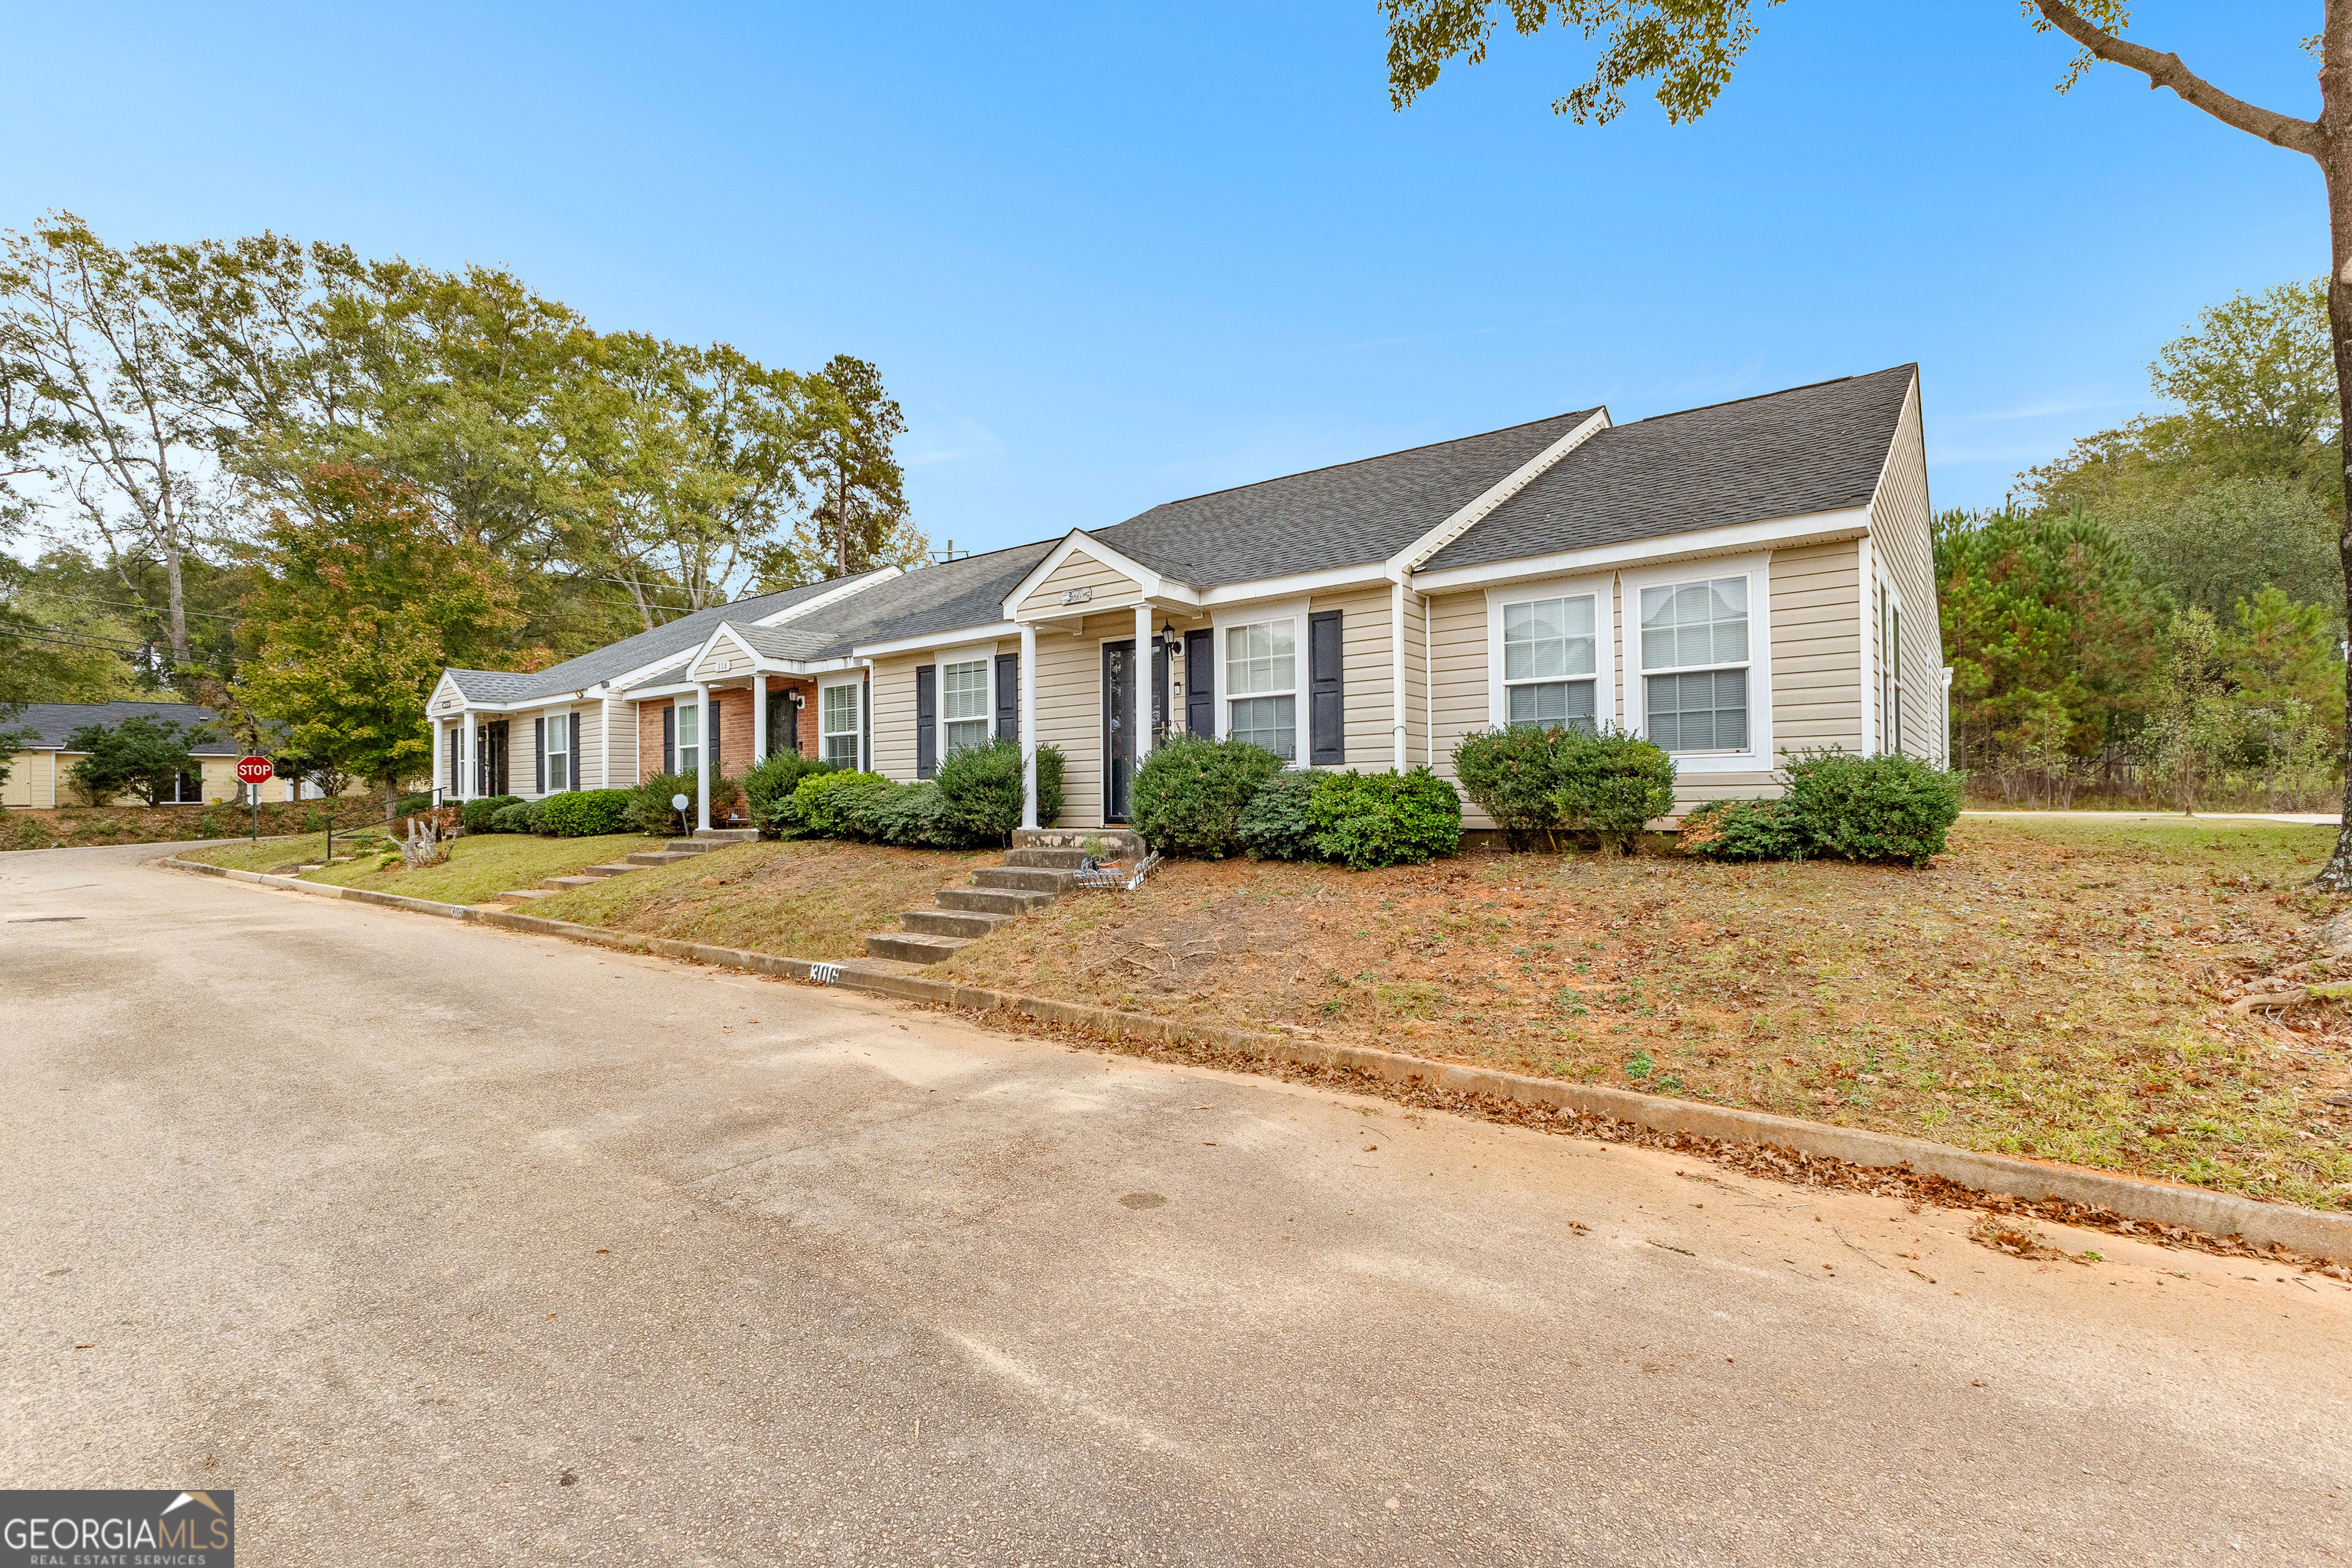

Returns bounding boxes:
[863,827,1145,964]
[495,826,758,906]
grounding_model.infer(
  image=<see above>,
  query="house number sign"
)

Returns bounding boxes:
[1060,586,1093,605]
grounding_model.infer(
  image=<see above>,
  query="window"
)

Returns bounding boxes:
[1225,619,1296,760]
[1639,575,1750,753]
[822,681,860,768]
[676,699,699,775]
[1501,594,1598,730]
[545,710,570,792]
[1880,585,1903,756]
[941,658,991,757]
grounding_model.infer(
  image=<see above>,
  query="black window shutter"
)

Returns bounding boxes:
[1308,609,1344,766]
[709,699,722,776]
[995,652,1019,742]
[663,704,675,776]
[569,711,582,789]
[916,664,937,779]
[534,717,546,793]
[1185,629,1214,738]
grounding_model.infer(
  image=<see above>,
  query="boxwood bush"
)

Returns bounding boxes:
[1452,725,1675,852]
[1308,767,1464,870]
[936,740,1026,844]
[1236,771,1320,861]
[459,794,522,832]
[1682,750,1962,867]
[1132,735,1286,858]
[789,770,892,838]
[537,788,636,838]
[1679,797,1808,862]
[743,753,832,837]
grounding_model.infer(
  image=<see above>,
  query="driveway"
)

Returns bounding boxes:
[4,843,2347,1564]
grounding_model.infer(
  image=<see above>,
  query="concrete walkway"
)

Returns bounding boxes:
[4,842,2348,1564]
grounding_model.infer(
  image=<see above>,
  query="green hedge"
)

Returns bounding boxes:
[1308,768,1464,870]
[936,740,1025,844]
[537,789,637,838]
[1681,750,1962,867]
[1452,725,1674,853]
[744,754,834,837]
[789,771,891,838]
[1236,772,1319,861]
[460,795,522,832]
[1133,735,1286,858]
[630,771,739,836]
[488,800,538,834]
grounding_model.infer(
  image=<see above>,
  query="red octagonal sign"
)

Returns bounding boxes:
[235,756,274,786]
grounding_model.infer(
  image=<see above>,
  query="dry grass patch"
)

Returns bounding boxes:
[527,837,998,961]
[939,815,2352,1210]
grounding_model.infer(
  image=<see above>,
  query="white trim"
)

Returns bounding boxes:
[684,622,763,683]
[1194,562,1390,608]
[1483,573,1617,733]
[1209,597,1309,763]
[1619,550,1773,775]
[817,674,864,771]
[1387,407,1612,573]
[1390,580,1407,773]
[1857,533,1876,757]
[541,704,573,794]
[1020,623,1039,831]
[854,620,1021,660]
[748,566,900,627]
[694,681,710,831]
[1408,506,1870,595]
[933,642,998,763]
[1004,529,1191,619]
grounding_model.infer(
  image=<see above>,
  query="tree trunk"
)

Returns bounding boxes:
[2316,7,2352,884]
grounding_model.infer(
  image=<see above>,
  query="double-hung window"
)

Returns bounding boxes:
[677,700,700,775]
[1879,584,1903,755]
[821,682,860,768]
[1639,575,1751,753]
[544,710,570,792]
[941,658,991,758]
[1224,619,1296,760]
[1501,594,1599,730]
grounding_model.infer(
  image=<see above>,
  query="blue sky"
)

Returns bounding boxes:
[3,2,2326,557]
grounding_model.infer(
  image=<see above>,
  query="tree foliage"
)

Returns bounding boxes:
[63,714,211,806]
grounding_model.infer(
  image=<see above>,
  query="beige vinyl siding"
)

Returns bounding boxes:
[3,750,53,807]
[574,701,606,790]
[1031,612,1133,826]
[1318,586,1393,770]
[691,642,750,681]
[602,699,638,789]
[1424,589,1493,828]
[869,654,923,780]
[1867,374,1943,762]
[1768,540,1864,758]
[1018,550,1142,617]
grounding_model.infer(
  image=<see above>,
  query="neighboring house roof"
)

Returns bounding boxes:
[1421,366,1916,572]
[619,541,1058,690]
[9,701,240,753]
[1080,410,1601,586]
[442,569,892,704]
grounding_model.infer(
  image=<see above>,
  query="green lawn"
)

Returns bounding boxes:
[178,832,369,874]
[183,829,657,905]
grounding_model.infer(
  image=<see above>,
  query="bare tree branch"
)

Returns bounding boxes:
[2027,0,2322,158]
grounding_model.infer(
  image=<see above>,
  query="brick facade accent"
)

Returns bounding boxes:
[634,678,824,783]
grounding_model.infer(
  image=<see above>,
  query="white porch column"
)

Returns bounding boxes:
[1020,623,1039,831]
[752,676,769,767]
[694,681,711,833]
[1390,579,1408,774]
[1134,602,1155,776]
[459,712,474,802]
[430,717,444,806]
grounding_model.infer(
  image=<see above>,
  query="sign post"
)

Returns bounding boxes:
[236,756,274,844]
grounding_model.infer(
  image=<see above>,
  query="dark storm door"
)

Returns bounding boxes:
[1103,640,1133,822]
[767,692,797,759]
[485,720,510,795]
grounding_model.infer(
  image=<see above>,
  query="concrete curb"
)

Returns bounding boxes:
[162,854,2352,1261]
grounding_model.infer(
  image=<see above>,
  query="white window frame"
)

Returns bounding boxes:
[675,698,700,776]
[1210,597,1308,765]
[544,707,571,793]
[935,642,997,762]
[1877,578,1904,757]
[1620,552,1772,773]
[1484,574,1615,733]
[819,676,863,770]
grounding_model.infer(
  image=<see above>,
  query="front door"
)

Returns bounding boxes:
[1102,639,1172,823]
[766,690,798,760]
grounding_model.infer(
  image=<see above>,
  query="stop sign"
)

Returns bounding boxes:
[236,756,274,786]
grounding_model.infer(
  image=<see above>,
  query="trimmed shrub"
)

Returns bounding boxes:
[489,800,536,834]
[537,789,635,838]
[1680,797,1808,862]
[1237,772,1320,861]
[791,770,891,838]
[1449,726,1567,849]
[1550,728,1675,854]
[1308,768,1464,871]
[1779,747,1962,867]
[1132,734,1286,859]
[743,753,833,837]
[460,795,522,832]
[629,771,739,835]
[394,792,433,818]
[1035,744,1065,828]
[936,740,1026,844]
[861,779,961,847]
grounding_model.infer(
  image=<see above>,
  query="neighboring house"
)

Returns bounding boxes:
[0,701,364,809]
[427,365,1947,834]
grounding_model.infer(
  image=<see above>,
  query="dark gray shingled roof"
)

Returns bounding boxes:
[442,569,891,703]
[1421,366,1917,573]
[615,541,1059,690]
[11,701,240,752]
[1082,410,1601,586]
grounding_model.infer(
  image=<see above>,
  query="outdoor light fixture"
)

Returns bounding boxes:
[789,691,805,707]
[1161,620,1179,654]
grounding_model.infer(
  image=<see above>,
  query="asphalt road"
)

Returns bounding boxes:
[5,843,2349,1565]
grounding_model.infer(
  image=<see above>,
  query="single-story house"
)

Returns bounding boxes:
[426,364,1946,834]
[1,701,363,808]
